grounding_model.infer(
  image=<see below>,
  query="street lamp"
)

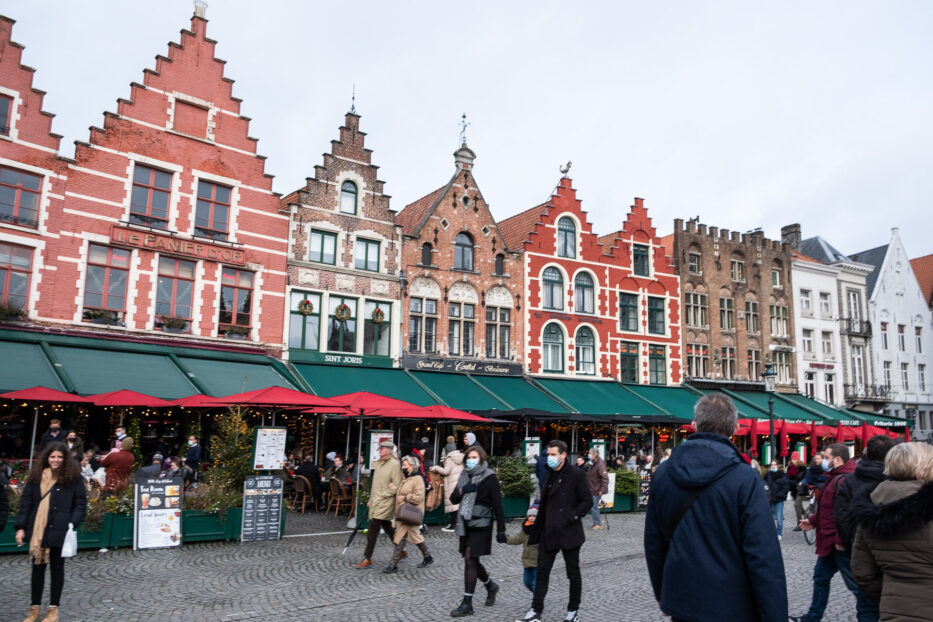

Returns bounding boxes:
[762,361,777,465]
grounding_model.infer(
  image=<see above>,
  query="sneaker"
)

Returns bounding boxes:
[516,609,542,622]
[778,535,783,541]
[441,525,456,533]
[591,524,602,530]
[792,526,802,532]
[565,611,579,622]
[98,548,108,553]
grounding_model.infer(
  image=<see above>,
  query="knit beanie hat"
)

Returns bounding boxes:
[325,451,337,461]
[526,504,539,517]
[465,432,477,446]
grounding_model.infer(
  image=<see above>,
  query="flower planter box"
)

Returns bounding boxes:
[603,493,635,513]
[182,509,227,543]
[501,496,530,518]
[0,517,111,554]
[107,513,135,549]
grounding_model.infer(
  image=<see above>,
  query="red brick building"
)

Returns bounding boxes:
[500,176,682,383]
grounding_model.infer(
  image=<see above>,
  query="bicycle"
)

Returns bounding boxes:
[801,488,817,545]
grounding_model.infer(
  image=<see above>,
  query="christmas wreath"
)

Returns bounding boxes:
[335,303,352,322]
[297,299,314,315]
[371,307,386,324]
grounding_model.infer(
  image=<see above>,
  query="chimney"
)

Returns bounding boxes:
[781,223,801,251]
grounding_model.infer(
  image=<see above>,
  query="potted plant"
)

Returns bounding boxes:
[223,325,251,340]
[0,302,25,322]
[83,308,122,326]
[160,316,189,333]
[492,457,535,517]
[611,469,639,512]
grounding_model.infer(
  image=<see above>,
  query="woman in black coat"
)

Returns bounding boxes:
[448,444,506,618]
[762,459,791,539]
[15,442,87,622]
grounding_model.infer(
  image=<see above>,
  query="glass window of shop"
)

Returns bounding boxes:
[327,296,357,352]
[620,341,639,382]
[289,291,321,350]
[363,300,391,356]
[83,244,130,323]
[649,345,666,385]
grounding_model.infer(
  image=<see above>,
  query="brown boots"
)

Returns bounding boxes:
[23,604,59,621]
[41,607,60,622]
[22,606,41,622]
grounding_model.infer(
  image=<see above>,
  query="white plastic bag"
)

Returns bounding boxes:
[61,523,78,558]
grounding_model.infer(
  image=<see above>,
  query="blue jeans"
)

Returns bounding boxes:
[801,550,876,622]
[772,501,784,536]
[591,495,601,526]
[523,567,537,593]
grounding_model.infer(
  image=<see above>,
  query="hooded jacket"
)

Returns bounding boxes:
[644,433,787,622]
[834,458,887,556]
[851,480,933,622]
[432,449,464,513]
[811,458,857,557]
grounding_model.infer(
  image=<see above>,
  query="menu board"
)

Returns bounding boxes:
[600,472,616,509]
[134,476,183,550]
[241,475,283,542]
[367,430,394,468]
[251,426,287,471]
[638,467,652,508]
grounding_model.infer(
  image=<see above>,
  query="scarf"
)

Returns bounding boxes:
[455,463,495,537]
[29,468,56,565]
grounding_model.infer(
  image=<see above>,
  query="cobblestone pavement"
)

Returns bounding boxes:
[0,504,858,622]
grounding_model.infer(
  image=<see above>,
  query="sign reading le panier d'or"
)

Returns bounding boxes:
[401,355,523,376]
[241,475,283,543]
[134,476,184,551]
[111,225,246,265]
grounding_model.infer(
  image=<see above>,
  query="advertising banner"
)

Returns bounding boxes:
[251,426,287,471]
[241,475,284,542]
[367,430,394,468]
[134,476,183,550]
[600,472,616,509]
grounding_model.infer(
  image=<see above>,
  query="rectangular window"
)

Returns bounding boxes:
[83,244,130,324]
[721,346,736,380]
[218,267,253,336]
[619,292,639,332]
[156,257,195,331]
[633,244,650,276]
[745,301,759,333]
[309,230,337,264]
[129,165,171,229]
[485,307,511,359]
[898,325,906,351]
[819,292,832,316]
[408,298,437,354]
[901,363,910,391]
[799,289,812,315]
[686,343,709,378]
[448,302,475,356]
[0,166,42,228]
[847,290,862,322]
[720,297,734,330]
[647,296,665,334]
[824,374,835,403]
[354,238,380,272]
[730,260,744,281]
[774,351,792,384]
[804,372,816,398]
[363,300,391,356]
[769,304,788,337]
[685,293,708,327]
[881,322,888,349]
[688,252,700,274]
[620,342,639,382]
[821,331,833,356]
[883,361,892,388]
[649,345,666,385]
[747,349,761,379]
[919,364,926,392]
[802,329,814,354]
[917,327,923,354]
[851,344,866,386]
[195,180,231,240]
[771,268,782,288]
[0,95,11,135]
[327,296,357,352]
[0,242,32,310]
[288,291,321,351]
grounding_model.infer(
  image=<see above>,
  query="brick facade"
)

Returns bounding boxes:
[501,177,682,383]
[282,112,401,364]
[666,219,797,390]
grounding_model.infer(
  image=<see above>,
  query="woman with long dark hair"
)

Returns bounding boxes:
[448,445,506,617]
[15,442,87,622]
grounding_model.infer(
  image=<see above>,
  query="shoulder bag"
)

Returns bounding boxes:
[397,502,423,526]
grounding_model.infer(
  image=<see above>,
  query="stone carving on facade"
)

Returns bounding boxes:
[297,268,319,287]
[336,274,355,292]
[370,279,390,295]
[410,276,442,299]
[485,285,513,308]
[449,281,478,304]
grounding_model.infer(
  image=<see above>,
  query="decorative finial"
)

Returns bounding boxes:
[193,0,208,18]
[459,113,470,146]
[559,161,572,176]
[350,83,356,114]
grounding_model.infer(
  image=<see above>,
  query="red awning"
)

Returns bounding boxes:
[88,389,175,407]
[778,421,811,435]
[168,394,222,408]
[203,386,345,409]
[0,386,95,403]
[349,404,492,422]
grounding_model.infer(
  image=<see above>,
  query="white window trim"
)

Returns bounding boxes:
[189,168,242,244]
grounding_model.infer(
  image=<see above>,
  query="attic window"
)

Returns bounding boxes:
[481,225,491,237]
[0,96,12,136]
[440,218,450,230]
[173,100,209,138]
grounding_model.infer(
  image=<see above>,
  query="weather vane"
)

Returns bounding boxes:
[560,161,572,177]
[350,83,356,114]
[459,113,470,146]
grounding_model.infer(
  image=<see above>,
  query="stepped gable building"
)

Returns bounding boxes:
[500,176,681,384]
[784,225,879,411]
[396,142,523,374]
[663,219,797,390]
[850,229,933,439]
[910,252,933,313]
[281,112,401,368]
[0,16,69,321]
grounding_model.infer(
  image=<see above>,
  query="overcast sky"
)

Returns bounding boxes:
[7,1,933,259]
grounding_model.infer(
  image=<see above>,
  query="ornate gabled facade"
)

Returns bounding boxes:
[282,112,401,367]
[501,176,681,383]
[396,143,523,373]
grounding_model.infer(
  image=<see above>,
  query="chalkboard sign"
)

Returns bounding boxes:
[134,476,184,550]
[638,467,652,508]
[241,475,283,542]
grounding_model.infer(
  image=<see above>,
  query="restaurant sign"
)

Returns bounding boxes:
[110,225,246,265]
[401,355,522,376]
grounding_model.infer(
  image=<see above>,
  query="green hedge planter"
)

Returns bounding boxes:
[501,496,530,518]
[107,513,134,549]
[0,517,111,554]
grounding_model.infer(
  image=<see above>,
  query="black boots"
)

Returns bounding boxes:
[484,580,499,606]
[382,563,398,574]
[450,596,474,617]
[416,542,433,567]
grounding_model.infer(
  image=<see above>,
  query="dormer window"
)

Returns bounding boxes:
[633,244,650,276]
[557,217,576,258]
[340,180,358,214]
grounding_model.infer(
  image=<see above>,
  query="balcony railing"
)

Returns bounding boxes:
[841,318,872,337]
[844,383,890,401]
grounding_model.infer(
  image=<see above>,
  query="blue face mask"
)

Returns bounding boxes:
[770,467,778,472]
[465,458,479,470]
[821,459,831,472]
[546,455,560,469]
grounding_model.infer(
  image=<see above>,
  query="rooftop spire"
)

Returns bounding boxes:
[459,112,470,146]
[350,83,356,114]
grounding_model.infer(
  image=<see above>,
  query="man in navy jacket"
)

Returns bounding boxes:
[644,393,787,622]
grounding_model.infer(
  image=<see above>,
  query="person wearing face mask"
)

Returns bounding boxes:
[791,443,859,622]
[109,426,127,451]
[63,432,83,464]
[356,440,403,569]
[38,420,66,451]
[762,460,790,540]
[183,435,201,483]
[585,448,609,531]
[383,455,433,573]
[795,453,829,530]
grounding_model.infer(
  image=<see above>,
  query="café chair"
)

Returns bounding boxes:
[326,478,353,517]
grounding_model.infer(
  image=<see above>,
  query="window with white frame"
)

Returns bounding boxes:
[917,327,923,353]
[799,289,812,315]
[730,259,744,281]
[686,343,709,377]
[327,296,357,352]
[851,344,866,387]
[633,244,650,276]
[802,329,814,354]
[309,230,337,265]
[340,180,357,214]
[685,292,708,327]
[542,267,563,310]
[0,166,41,229]
[880,322,889,349]
[557,217,576,258]
[194,180,231,241]
[542,324,564,373]
[573,272,595,314]
[919,364,927,392]
[619,292,638,331]
[901,363,910,391]
[898,324,906,351]
[771,267,782,288]
[363,300,391,356]
[620,341,639,382]
[883,361,892,388]
[720,296,734,330]
[0,95,11,135]
[721,346,736,380]
[769,304,788,337]
[824,374,835,403]
[354,238,379,272]
[485,307,511,359]
[408,297,438,354]
[745,300,759,333]
[647,296,665,334]
[821,331,833,356]
[649,345,666,385]
[774,351,792,384]
[748,348,761,379]
[688,252,701,274]
[574,327,596,375]
[804,372,816,398]
[289,291,321,351]
[818,292,832,316]
[129,165,171,229]
[454,233,474,271]
[0,242,33,310]
[448,302,475,356]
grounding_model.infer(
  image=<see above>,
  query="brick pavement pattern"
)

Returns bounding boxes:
[0,505,857,621]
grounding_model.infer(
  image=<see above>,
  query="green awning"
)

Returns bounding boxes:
[621,385,700,420]
[842,409,911,428]
[776,393,854,424]
[49,345,197,398]
[532,378,663,417]
[408,371,509,410]
[176,356,294,396]
[469,375,569,412]
[723,390,820,422]
[0,341,66,392]
[295,364,435,406]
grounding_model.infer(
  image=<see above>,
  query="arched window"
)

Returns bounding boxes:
[542,267,563,310]
[574,272,595,314]
[421,242,433,266]
[575,327,596,375]
[557,217,576,258]
[454,232,474,271]
[340,180,358,214]
[494,253,505,276]
[542,324,564,372]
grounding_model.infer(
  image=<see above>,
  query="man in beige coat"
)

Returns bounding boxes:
[431,437,465,532]
[356,440,402,569]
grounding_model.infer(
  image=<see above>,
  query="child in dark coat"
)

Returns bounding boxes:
[506,504,540,593]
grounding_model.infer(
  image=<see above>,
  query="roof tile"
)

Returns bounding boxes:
[498,202,548,250]
[396,186,446,236]
[910,253,933,306]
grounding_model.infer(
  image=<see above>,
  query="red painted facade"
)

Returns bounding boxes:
[501,177,682,383]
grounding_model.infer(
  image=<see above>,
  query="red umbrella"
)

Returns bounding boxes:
[860,422,870,447]
[905,427,911,442]
[168,394,222,408]
[0,387,95,467]
[778,421,810,435]
[89,389,175,407]
[319,391,422,413]
[346,404,492,422]
[809,422,819,455]
[203,386,345,409]
[748,418,759,456]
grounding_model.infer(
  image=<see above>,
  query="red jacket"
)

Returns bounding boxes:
[812,459,856,557]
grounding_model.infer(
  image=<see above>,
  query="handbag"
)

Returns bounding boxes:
[397,502,423,526]
[61,523,78,558]
[465,504,492,529]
